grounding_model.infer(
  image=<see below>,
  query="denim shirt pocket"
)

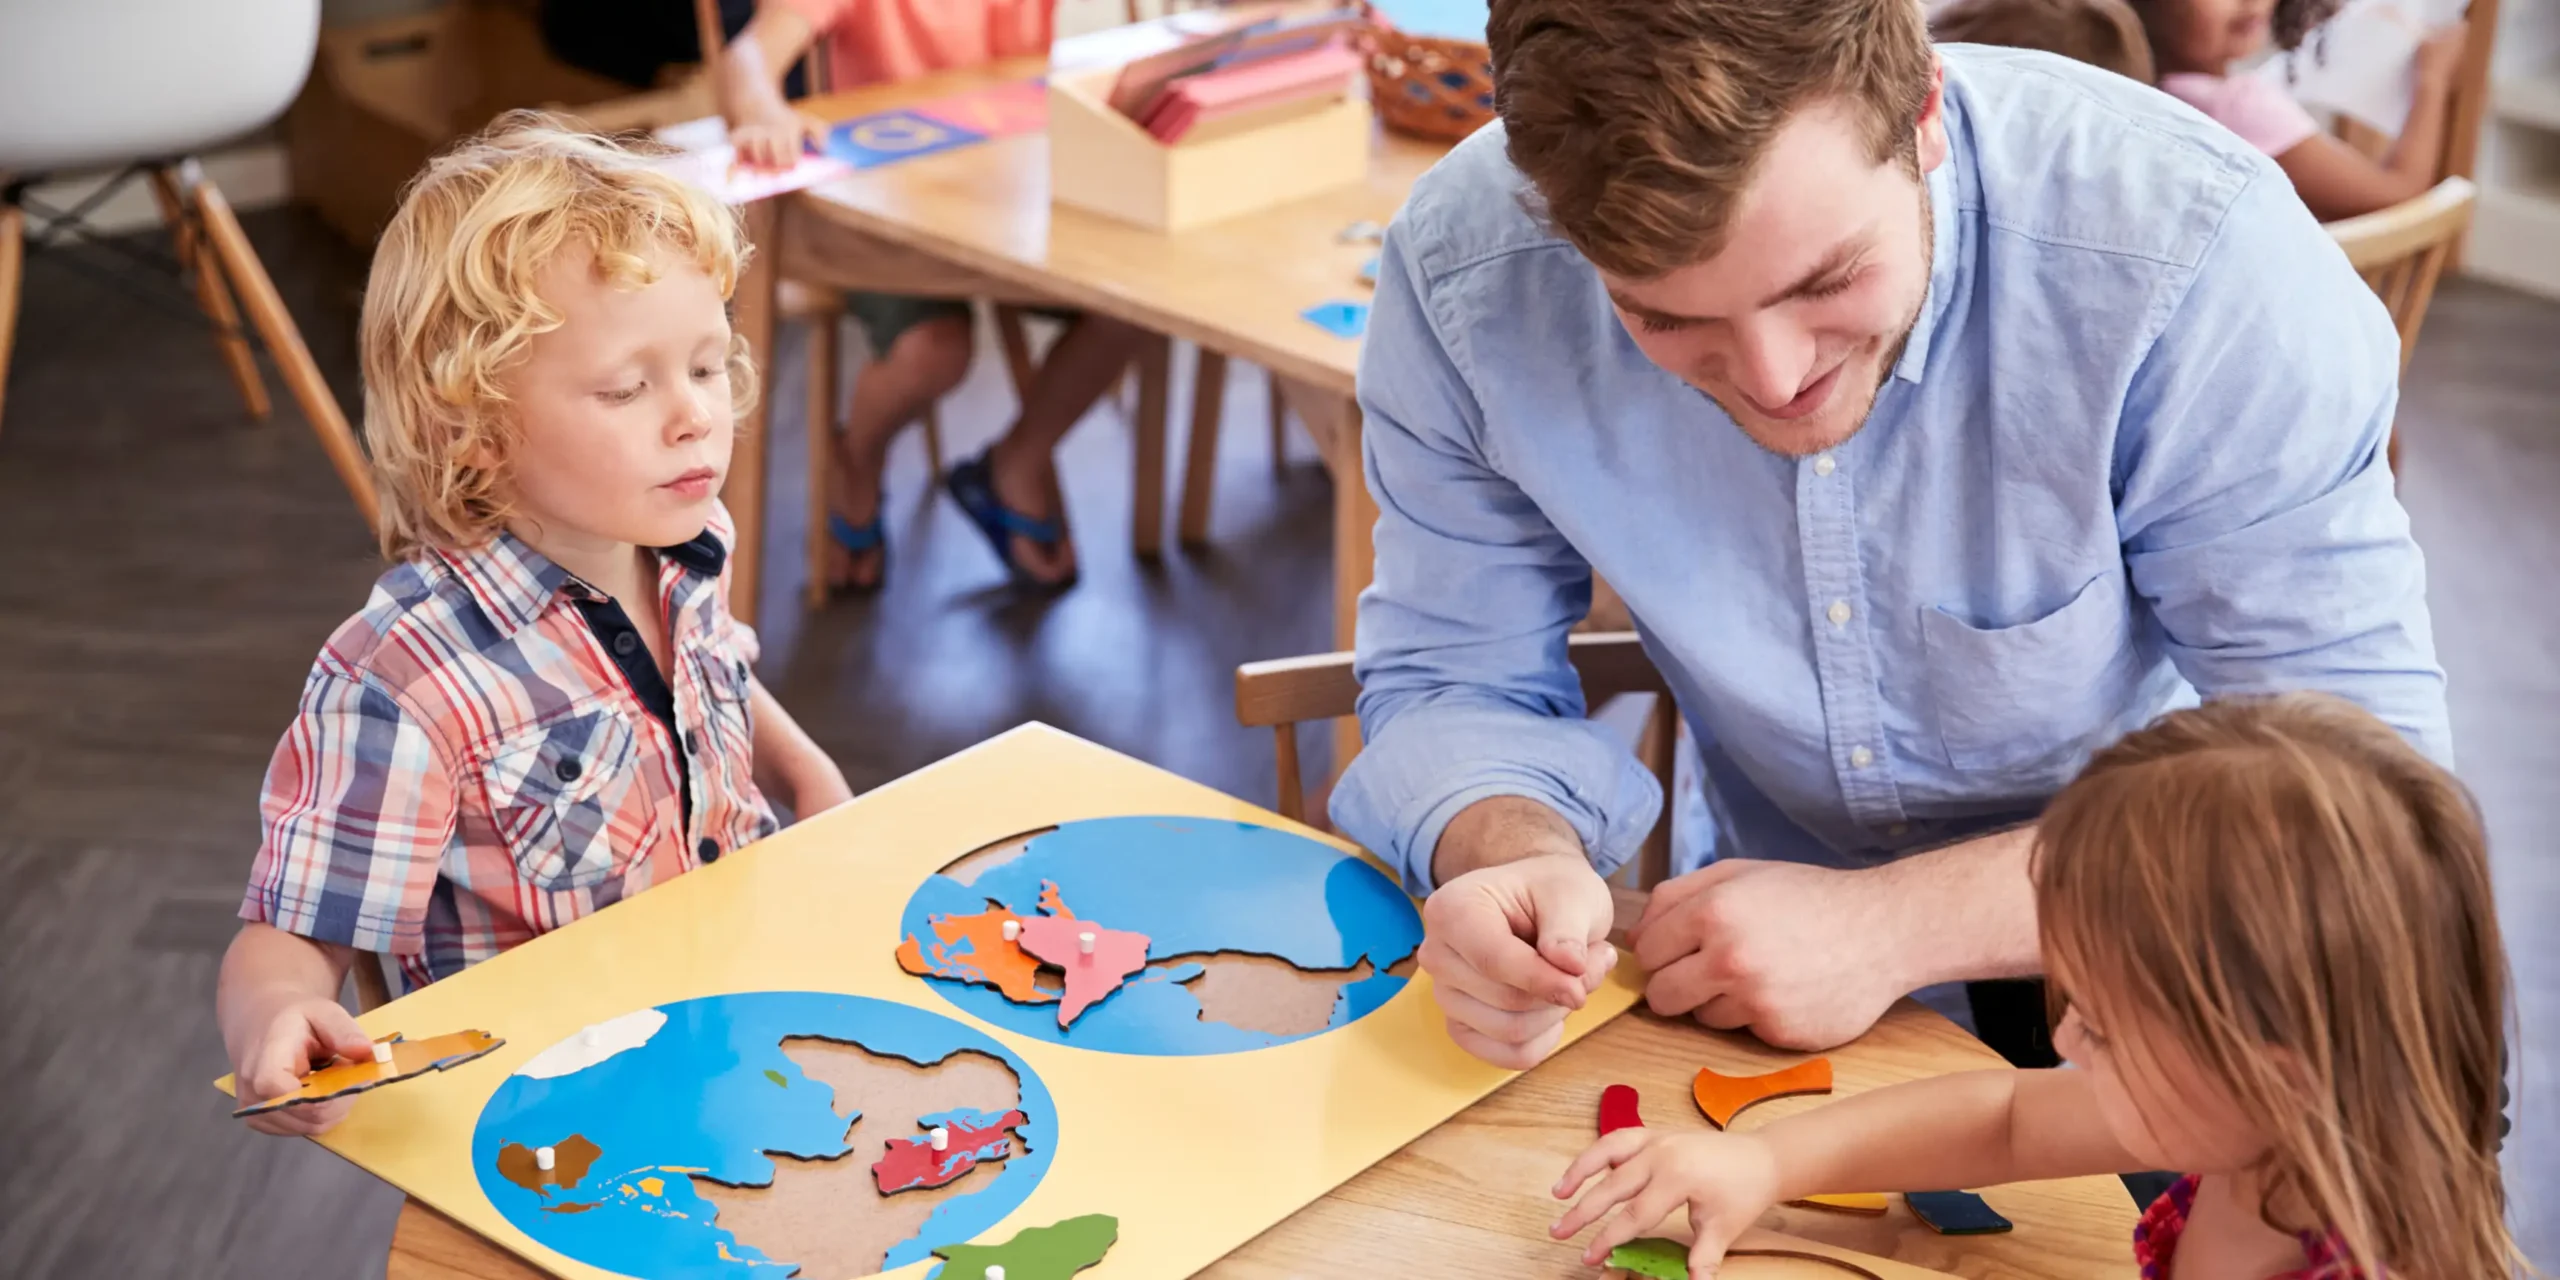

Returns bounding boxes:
[479,708,648,891]
[1919,570,2147,775]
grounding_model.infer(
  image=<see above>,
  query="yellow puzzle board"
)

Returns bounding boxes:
[227,723,1640,1279]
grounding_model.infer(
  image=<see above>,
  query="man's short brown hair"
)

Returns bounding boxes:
[1488,0,1936,279]
[1931,0,2156,83]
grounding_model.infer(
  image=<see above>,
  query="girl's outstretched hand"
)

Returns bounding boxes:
[1551,1126,1784,1275]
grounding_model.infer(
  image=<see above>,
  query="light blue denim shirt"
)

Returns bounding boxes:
[1333,46,2449,895]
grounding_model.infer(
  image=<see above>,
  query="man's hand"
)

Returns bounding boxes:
[1630,859,1916,1051]
[1419,851,1618,1069]
[234,997,375,1137]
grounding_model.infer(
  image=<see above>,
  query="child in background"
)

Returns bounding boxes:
[1931,0,2158,82]
[716,0,1145,593]
[2137,0,2467,220]
[220,116,851,1136]
[1554,694,2519,1279]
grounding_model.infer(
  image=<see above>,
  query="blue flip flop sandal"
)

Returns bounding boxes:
[945,451,1077,591]
[824,512,887,596]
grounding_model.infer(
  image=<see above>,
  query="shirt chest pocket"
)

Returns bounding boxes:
[1918,571,2149,774]
[480,709,654,891]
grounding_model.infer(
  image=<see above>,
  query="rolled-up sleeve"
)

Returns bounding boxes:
[2116,169,2450,764]
[1328,227,1663,895]
[242,663,458,955]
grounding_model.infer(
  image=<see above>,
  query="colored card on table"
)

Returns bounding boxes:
[1302,301,1370,339]
[1904,1190,2014,1235]
[825,110,990,169]
[911,79,1049,139]
[649,144,851,206]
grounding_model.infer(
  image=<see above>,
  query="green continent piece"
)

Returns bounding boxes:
[932,1214,1119,1279]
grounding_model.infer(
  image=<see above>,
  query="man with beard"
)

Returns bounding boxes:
[1337,0,2446,1069]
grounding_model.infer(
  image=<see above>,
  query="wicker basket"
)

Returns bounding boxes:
[1360,3,1494,143]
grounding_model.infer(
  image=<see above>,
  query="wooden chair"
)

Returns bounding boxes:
[2326,176,2477,470]
[1235,631,1682,890]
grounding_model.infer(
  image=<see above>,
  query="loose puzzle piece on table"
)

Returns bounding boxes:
[932,1213,1119,1280]
[1301,301,1370,339]
[1607,1229,1966,1279]
[1903,1190,2013,1235]
[1791,1192,1889,1215]
[910,80,1050,139]
[826,110,992,169]
[1598,1083,1644,1135]
[1692,1057,1833,1128]
[233,1029,504,1117]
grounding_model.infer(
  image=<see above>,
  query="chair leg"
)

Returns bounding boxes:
[1179,347,1227,545]
[148,167,268,420]
[803,310,839,611]
[0,203,20,438]
[992,304,1037,403]
[1266,375,1287,478]
[1274,724,1304,824]
[921,402,945,477]
[185,165,380,529]
[1131,334,1170,559]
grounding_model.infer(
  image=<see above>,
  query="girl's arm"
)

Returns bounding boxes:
[715,6,824,171]
[749,677,853,821]
[1554,1069,2140,1271]
[1759,1068,2141,1196]
[2277,22,2470,221]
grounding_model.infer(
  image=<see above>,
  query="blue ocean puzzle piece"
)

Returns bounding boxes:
[471,993,1057,1279]
[1302,301,1370,339]
[899,817,1425,1056]
[824,110,989,169]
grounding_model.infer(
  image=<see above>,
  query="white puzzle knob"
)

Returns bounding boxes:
[1077,930,1096,955]
[930,1126,950,1152]
[371,1041,394,1065]
[535,1146,556,1172]
[985,1267,1005,1280]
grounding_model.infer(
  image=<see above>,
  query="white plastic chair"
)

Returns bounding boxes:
[0,0,380,526]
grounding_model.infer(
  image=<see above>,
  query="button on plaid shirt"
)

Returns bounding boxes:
[241,505,778,994]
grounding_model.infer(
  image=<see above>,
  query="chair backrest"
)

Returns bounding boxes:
[2330,176,2477,374]
[1235,632,1680,889]
[0,0,322,174]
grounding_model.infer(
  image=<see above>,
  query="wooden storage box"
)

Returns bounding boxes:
[1045,66,1373,234]
[284,0,645,245]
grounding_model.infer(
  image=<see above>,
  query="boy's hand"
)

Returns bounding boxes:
[730,110,825,173]
[2416,21,2469,93]
[1552,1127,1783,1275]
[235,998,376,1137]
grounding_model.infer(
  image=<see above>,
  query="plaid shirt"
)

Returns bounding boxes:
[2135,1175,2359,1280]
[241,504,778,994]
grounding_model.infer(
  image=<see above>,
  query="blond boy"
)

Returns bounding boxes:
[219,115,850,1134]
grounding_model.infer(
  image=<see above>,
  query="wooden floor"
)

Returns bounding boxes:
[0,208,2549,1278]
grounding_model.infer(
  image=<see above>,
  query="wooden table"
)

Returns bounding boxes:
[391,999,2136,1279]
[722,13,1441,697]
[382,718,2136,1280]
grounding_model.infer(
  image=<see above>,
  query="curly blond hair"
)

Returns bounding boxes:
[360,111,758,561]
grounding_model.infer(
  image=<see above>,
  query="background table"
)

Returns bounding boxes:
[724,12,1440,687]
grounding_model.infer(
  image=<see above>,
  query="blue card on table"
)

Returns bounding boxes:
[1302,301,1371,339]
[1905,1190,2014,1235]
[824,110,990,169]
